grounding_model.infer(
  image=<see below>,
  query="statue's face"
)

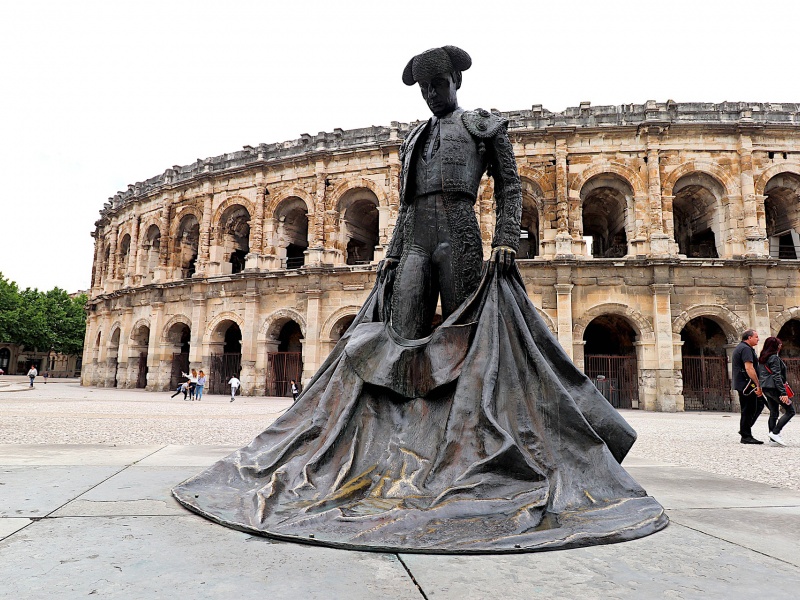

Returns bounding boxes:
[419,72,458,117]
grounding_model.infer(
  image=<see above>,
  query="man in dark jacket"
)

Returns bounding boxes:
[378,46,521,340]
[731,329,765,444]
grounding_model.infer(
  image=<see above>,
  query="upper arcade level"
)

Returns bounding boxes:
[89,101,800,298]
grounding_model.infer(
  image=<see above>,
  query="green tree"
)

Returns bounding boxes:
[0,273,22,343]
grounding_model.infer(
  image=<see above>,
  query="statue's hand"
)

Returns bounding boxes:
[377,257,399,281]
[492,246,516,273]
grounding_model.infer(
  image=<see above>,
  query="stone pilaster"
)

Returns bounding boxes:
[740,136,769,256]
[127,215,140,286]
[117,307,133,388]
[302,288,323,381]
[107,226,119,286]
[154,201,171,282]
[554,262,574,358]
[650,281,678,412]
[147,300,166,390]
[196,192,213,275]
[554,136,572,256]
[240,281,260,395]
[645,141,671,256]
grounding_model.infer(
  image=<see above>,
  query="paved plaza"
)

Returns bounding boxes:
[1,379,799,598]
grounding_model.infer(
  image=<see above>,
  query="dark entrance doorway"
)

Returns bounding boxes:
[680,317,731,410]
[583,315,639,408]
[137,352,148,389]
[167,323,191,390]
[209,322,242,394]
[777,319,800,411]
[265,320,303,397]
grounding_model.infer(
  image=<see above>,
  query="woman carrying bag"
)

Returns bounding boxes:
[757,336,796,446]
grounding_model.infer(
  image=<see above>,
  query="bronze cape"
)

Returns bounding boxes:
[173,264,667,553]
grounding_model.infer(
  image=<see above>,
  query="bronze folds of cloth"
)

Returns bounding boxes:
[173,46,667,553]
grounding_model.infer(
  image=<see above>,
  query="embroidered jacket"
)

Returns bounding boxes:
[387,107,522,259]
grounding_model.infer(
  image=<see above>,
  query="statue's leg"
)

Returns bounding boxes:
[436,199,483,320]
[391,245,437,339]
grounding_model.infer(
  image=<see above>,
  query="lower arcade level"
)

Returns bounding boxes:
[82,257,800,412]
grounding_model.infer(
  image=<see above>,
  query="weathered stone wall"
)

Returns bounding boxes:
[83,102,800,411]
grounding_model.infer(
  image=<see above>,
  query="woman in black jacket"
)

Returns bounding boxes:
[757,336,796,446]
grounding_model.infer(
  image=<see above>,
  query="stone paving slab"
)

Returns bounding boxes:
[0,444,163,466]
[0,517,31,539]
[136,444,239,466]
[0,465,122,517]
[399,522,800,600]
[668,506,800,567]
[626,465,800,509]
[0,515,422,600]
[51,466,203,517]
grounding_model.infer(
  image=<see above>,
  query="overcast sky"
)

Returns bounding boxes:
[1,0,798,292]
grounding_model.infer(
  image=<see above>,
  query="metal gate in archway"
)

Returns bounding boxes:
[681,356,732,411]
[170,352,190,390]
[136,352,148,389]
[266,352,302,397]
[209,353,242,395]
[584,355,639,409]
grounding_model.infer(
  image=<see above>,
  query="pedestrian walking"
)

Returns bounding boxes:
[757,336,796,446]
[732,329,766,444]
[195,370,206,401]
[290,379,300,402]
[171,381,190,399]
[43,371,49,384]
[228,375,241,402]
[27,365,38,387]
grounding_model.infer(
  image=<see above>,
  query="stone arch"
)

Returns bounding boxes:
[259,308,307,342]
[669,169,728,258]
[129,319,151,341]
[771,306,800,334]
[161,314,192,343]
[518,165,555,197]
[662,162,738,198]
[106,322,122,349]
[205,311,245,343]
[265,186,315,219]
[169,206,203,240]
[328,177,389,211]
[321,306,361,341]
[573,303,654,342]
[569,162,646,197]
[755,163,800,197]
[579,171,636,257]
[519,175,543,259]
[534,307,557,335]
[212,196,255,227]
[672,305,747,345]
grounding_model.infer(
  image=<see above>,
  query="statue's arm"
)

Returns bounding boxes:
[488,126,522,252]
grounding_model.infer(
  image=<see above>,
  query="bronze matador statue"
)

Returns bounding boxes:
[381,45,521,339]
[173,47,668,554]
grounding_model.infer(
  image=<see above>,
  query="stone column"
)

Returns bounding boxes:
[196,193,213,275]
[240,281,260,395]
[302,288,323,382]
[127,215,140,286]
[91,234,103,293]
[646,142,671,256]
[306,170,327,265]
[246,181,266,270]
[650,281,678,412]
[154,203,171,282]
[107,226,119,287]
[554,136,573,256]
[554,264,574,358]
[748,263,771,340]
[740,136,768,256]
[117,307,133,388]
[147,300,166,390]
[189,291,206,370]
[661,195,677,254]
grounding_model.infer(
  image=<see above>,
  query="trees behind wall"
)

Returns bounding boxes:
[0,272,87,356]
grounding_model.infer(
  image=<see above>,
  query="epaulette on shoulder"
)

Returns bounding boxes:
[462,108,507,139]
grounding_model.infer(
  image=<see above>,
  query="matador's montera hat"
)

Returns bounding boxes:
[402,46,472,86]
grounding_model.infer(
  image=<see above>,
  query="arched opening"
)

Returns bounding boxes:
[583,314,639,408]
[0,348,10,373]
[265,319,304,397]
[108,328,121,388]
[130,324,150,389]
[519,179,541,259]
[329,315,356,344]
[340,189,379,265]
[118,234,131,279]
[672,173,724,258]
[581,174,631,258]
[166,322,190,390]
[218,205,251,274]
[275,197,308,269]
[680,317,732,410]
[140,225,161,283]
[176,214,200,278]
[208,320,242,395]
[764,173,800,259]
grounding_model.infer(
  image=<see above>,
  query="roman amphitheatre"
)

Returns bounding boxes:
[83,100,800,412]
